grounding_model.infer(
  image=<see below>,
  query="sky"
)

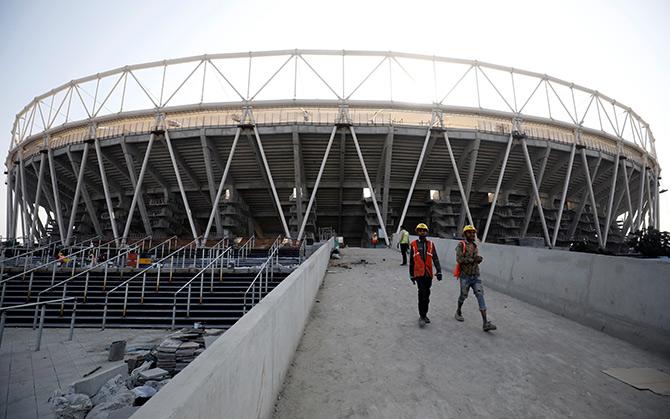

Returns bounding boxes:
[0,0,668,236]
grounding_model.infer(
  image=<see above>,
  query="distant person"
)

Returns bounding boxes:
[371,232,378,248]
[397,227,410,265]
[453,225,497,332]
[409,223,442,327]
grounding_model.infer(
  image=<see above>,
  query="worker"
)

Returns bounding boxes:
[453,225,497,332]
[409,223,442,327]
[397,226,410,265]
[371,232,379,248]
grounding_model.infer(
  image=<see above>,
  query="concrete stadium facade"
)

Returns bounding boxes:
[4,50,661,248]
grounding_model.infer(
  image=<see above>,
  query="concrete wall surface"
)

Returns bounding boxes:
[132,239,334,419]
[393,233,670,355]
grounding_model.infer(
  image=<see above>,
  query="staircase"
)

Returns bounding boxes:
[1,243,303,330]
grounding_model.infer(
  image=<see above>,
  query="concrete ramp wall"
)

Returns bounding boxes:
[395,234,670,355]
[132,239,334,419]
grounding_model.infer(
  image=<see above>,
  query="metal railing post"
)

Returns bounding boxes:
[68,300,76,341]
[102,296,108,330]
[186,284,191,317]
[0,312,6,348]
[35,305,46,351]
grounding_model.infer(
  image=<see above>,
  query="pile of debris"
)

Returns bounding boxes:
[50,328,223,418]
[156,328,206,373]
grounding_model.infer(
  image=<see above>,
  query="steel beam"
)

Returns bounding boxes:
[47,148,65,242]
[381,128,394,228]
[520,143,552,238]
[94,138,120,244]
[250,118,291,238]
[397,119,435,233]
[603,146,621,244]
[292,129,304,234]
[349,126,389,246]
[120,139,153,237]
[164,129,199,240]
[635,157,647,231]
[551,144,576,247]
[580,148,604,248]
[481,132,513,243]
[203,128,241,242]
[298,126,338,240]
[521,139,552,246]
[29,153,46,243]
[66,148,103,238]
[443,129,474,228]
[18,153,30,243]
[6,166,14,239]
[64,143,90,245]
[122,133,155,243]
[200,130,224,235]
[567,154,602,240]
[457,137,480,232]
[337,130,346,234]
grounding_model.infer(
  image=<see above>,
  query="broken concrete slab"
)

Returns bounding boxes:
[72,364,128,397]
[138,368,168,381]
[85,391,135,419]
[51,391,92,419]
[107,406,140,419]
[91,374,128,405]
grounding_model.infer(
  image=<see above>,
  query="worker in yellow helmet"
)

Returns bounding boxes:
[397,226,410,265]
[453,225,497,332]
[409,223,442,328]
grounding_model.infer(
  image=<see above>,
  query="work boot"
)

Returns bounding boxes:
[483,321,497,332]
[424,317,431,324]
[419,317,427,328]
[454,312,464,322]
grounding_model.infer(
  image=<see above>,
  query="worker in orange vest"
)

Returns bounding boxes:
[409,223,442,327]
[454,225,497,332]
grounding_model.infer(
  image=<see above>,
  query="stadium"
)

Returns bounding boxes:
[4,49,661,248]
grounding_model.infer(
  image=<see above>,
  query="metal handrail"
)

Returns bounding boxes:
[0,237,120,308]
[170,246,234,329]
[268,235,283,255]
[35,236,151,319]
[242,244,282,314]
[0,235,102,278]
[236,235,255,264]
[101,237,202,329]
[0,297,77,351]
[146,235,178,259]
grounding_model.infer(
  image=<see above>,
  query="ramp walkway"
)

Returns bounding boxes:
[274,247,670,419]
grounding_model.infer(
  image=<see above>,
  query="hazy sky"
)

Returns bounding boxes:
[0,0,668,235]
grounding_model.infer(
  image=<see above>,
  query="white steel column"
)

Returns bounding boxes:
[47,147,65,243]
[94,137,120,244]
[396,115,435,234]
[163,129,199,240]
[580,148,604,248]
[203,127,242,242]
[29,152,46,243]
[64,142,90,245]
[11,166,20,239]
[19,152,30,243]
[620,159,634,232]
[603,145,621,244]
[122,133,155,244]
[481,132,513,243]
[634,158,647,231]
[521,138,552,247]
[6,166,14,239]
[298,125,338,241]
[349,126,390,246]
[442,130,474,227]
[250,118,291,238]
[551,144,576,247]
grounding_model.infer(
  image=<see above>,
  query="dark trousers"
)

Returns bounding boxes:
[415,275,432,317]
[400,243,409,264]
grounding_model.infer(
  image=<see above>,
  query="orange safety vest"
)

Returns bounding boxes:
[410,239,434,278]
[453,240,477,278]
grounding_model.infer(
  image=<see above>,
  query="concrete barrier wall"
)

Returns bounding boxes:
[393,234,670,355]
[133,239,334,419]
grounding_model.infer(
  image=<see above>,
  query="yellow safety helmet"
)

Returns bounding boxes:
[416,223,429,232]
[463,225,477,233]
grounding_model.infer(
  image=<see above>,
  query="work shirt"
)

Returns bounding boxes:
[399,230,410,244]
[456,240,479,276]
[409,237,442,278]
